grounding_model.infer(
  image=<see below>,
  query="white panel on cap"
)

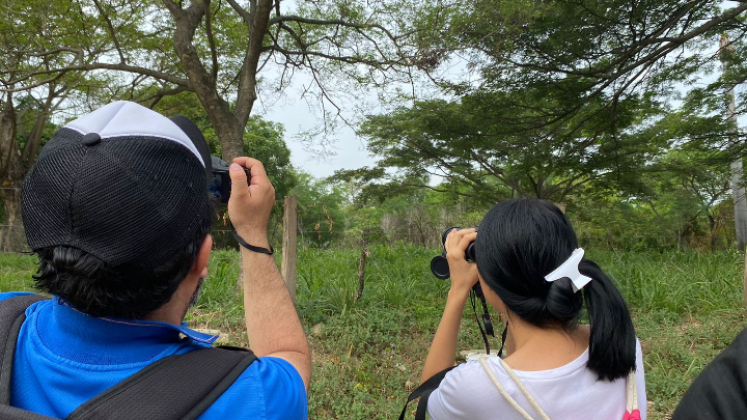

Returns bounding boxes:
[65,101,205,166]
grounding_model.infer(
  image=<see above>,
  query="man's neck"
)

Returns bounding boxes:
[145,276,198,326]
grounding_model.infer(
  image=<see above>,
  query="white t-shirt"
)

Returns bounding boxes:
[428,339,647,420]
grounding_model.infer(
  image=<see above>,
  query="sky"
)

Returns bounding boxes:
[259,83,372,179]
[255,59,475,180]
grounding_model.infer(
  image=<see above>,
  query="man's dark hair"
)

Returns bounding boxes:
[33,221,212,319]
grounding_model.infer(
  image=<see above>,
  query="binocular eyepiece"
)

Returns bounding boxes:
[430,226,477,279]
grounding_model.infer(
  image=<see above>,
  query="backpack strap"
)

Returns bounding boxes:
[480,355,641,420]
[0,294,50,405]
[67,346,257,420]
[624,370,640,420]
[479,356,550,420]
[0,405,59,420]
[398,366,456,420]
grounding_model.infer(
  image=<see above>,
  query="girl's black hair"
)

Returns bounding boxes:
[475,198,636,381]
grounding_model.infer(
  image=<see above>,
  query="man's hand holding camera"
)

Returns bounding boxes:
[227,158,275,248]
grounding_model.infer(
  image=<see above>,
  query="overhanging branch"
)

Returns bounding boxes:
[1,62,190,88]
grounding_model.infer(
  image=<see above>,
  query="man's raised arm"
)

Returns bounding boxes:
[227,157,311,391]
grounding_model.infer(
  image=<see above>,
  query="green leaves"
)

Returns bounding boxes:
[359,84,664,203]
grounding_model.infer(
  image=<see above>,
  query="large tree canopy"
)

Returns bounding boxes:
[350,0,747,205]
[430,0,747,119]
[354,87,662,203]
[0,0,447,251]
[1,0,445,160]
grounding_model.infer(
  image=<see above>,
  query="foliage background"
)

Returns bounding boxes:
[3,248,743,419]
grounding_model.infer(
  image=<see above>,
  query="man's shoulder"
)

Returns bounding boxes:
[673,328,747,420]
[198,356,307,420]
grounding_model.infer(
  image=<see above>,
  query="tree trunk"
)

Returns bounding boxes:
[213,117,245,162]
[281,196,298,302]
[726,87,747,249]
[0,97,28,252]
[163,0,267,293]
[164,0,250,163]
[213,119,246,291]
[721,35,747,250]
[729,158,747,250]
[0,184,27,252]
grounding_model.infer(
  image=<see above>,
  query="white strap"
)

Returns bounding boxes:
[626,370,638,412]
[479,356,550,420]
[480,357,639,418]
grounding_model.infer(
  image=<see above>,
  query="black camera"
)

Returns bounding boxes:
[208,156,250,204]
[430,226,477,280]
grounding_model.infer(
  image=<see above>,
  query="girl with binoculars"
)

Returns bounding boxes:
[420,199,647,420]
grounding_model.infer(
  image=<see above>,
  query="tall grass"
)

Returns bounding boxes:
[594,250,744,314]
[1,246,745,419]
[293,246,745,320]
[0,253,39,293]
[296,244,450,323]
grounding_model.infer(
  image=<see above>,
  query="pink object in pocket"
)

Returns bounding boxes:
[623,409,641,420]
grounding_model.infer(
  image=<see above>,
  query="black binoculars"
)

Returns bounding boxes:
[429,226,495,351]
[430,227,476,280]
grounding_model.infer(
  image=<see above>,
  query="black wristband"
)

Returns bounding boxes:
[232,230,274,255]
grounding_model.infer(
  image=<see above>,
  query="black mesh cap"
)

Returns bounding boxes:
[21,101,213,271]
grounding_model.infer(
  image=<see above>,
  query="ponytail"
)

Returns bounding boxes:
[580,259,636,382]
[475,198,637,382]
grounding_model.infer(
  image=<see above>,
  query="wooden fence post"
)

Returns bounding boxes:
[282,196,298,302]
[743,247,747,307]
[356,241,370,301]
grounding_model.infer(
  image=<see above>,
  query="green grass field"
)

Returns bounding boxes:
[2,246,745,419]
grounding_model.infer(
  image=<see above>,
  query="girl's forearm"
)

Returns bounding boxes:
[420,288,470,382]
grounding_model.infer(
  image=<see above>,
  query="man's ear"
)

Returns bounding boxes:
[192,234,213,278]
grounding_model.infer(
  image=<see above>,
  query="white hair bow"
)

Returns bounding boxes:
[544,248,592,293]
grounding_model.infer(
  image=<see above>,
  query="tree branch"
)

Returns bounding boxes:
[225,0,252,26]
[92,0,126,63]
[161,0,185,18]
[1,62,190,89]
[235,0,273,125]
[205,0,219,85]
[265,45,401,68]
[142,86,190,108]
[268,15,398,40]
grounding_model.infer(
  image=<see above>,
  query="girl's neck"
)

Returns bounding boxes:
[501,319,590,371]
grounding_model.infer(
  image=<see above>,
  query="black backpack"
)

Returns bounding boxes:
[0,294,257,420]
[397,366,455,420]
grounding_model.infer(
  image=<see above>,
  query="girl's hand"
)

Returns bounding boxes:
[421,228,478,382]
[444,228,478,295]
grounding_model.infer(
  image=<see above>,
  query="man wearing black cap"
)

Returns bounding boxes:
[0,102,310,419]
